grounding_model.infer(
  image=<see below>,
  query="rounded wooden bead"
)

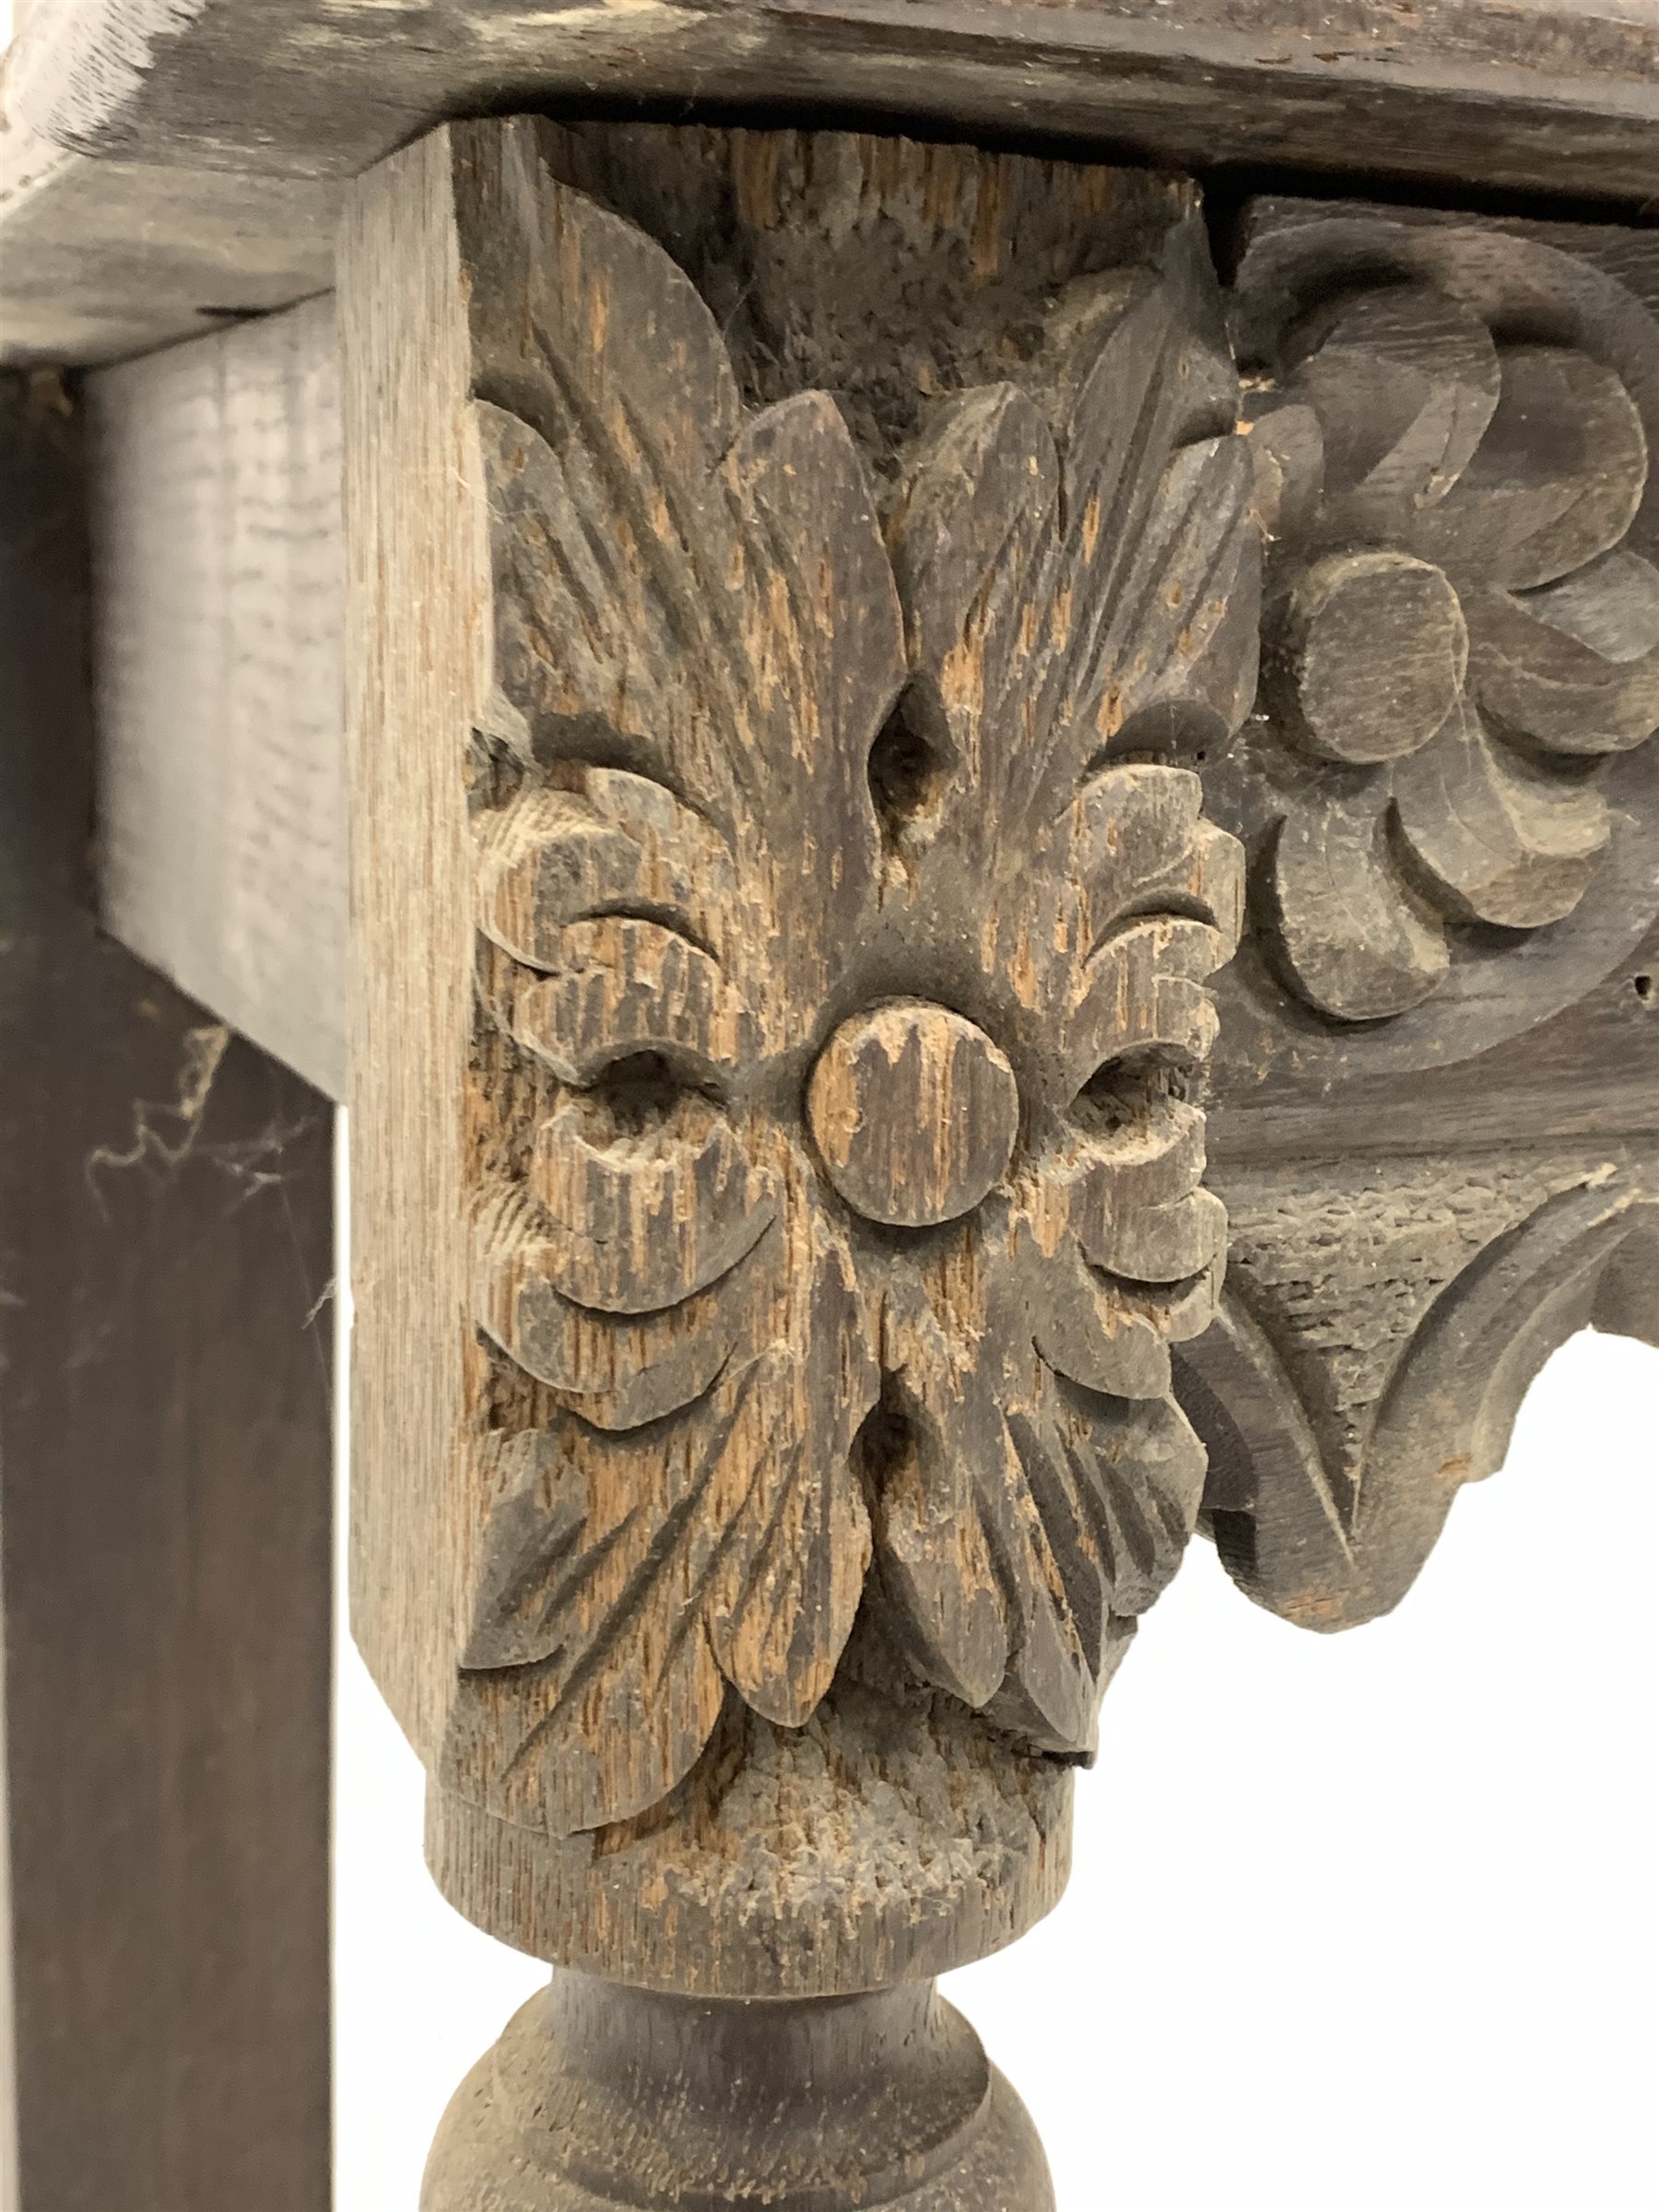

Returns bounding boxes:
[806,1002,1019,1228]
[1285,549,1468,764]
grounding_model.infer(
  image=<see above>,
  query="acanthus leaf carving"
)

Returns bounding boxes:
[445,152,1256,1835]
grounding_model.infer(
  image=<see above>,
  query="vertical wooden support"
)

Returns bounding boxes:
[0,373,335,2209]
[341,116,1256,2205]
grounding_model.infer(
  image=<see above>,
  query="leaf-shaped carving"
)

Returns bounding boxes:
[448,147,1254,1834]
[1182,1179,1659,1630]
[1230,221,1659,1026]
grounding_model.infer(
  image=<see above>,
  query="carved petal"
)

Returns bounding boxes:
[454,1430,591,1674]
[877,1242,1192,1755]
[1023,274,1246,812]
[1047,1104,1227,1288]
[869,1279,1013,1712]
[1011,1377,1208,1629]
[528,1099,778,1316]
[718,391,903,1026]
[1466,551,1659,756]
[505,918,759,1087]
[1407,347,1648,591]
[1066,433,1261,771]
[982,1416,1108,1758]
[1243,395,1325,549]
[889,265,1258,860]
[886,380,1061,859]
[459,1202,878,1825]
[991,775,1237,1100]
[988,1367,1206,1749]
[475,772,737,971]
[477,167,906,1029]
[1070,764,1245,953]
[1019,1229,1175,1402]
[704,1231,879,1727]
[1275,550,1467,766]
[1267,799,1450,1021]
[986,1424,1121,1754]
[447,1409,735,1834]
[1393,706,1608,929]
[474,400,728,767]
[1291,283,1500,529]
[474,1179,756,1430]
[1060,919,1225,1100]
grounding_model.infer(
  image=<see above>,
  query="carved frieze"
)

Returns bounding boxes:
[1182,207,1659,1635]
[1208,210,1659,1088]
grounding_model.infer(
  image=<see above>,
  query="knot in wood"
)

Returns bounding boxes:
[806,1002,1018,1229]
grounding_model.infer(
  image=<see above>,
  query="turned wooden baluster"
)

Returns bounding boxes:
[341,116,1256,2206]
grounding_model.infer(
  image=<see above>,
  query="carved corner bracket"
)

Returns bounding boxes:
[1182,1154,1658,1628]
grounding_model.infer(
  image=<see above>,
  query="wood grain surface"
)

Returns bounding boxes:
[421,1971,1054,2211]
[89,295,347,1098]
[0,372,334,2209]
[11,0,1659,200]
[0,103,336,370]
[6,0,1659,364]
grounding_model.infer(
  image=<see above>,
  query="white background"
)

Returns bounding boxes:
[2,4,1651,2197]
[335,1281,1659,2212]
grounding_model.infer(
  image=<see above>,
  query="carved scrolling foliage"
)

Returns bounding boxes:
[453,168,1257,1836]
[1232,219,1659,1024]
[1184,1164,1658,1629]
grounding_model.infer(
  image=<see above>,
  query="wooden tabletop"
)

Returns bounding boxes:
[4,0,1658,368]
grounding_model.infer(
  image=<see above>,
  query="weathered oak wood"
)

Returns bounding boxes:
[1176,194,1659,1636]
[0,371,334,2210]
[13,0,1659,201]
[88,295,347,1099]
[423,1972,1049,2212]
[1208,198,1659,1106]
[1184,1144,1658,1628]
[6,0,1659,364]
[75,147,1659,1701]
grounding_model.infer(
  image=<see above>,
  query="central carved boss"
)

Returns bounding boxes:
[808,1003,1018,1228]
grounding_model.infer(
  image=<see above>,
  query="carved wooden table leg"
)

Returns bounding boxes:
[341,116,1255,2205]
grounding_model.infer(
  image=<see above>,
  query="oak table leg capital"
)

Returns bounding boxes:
[343,113,1252,2200]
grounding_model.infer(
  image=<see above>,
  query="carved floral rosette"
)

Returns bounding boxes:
[1219,215,1659,1028]
[429,127,1259,1985]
